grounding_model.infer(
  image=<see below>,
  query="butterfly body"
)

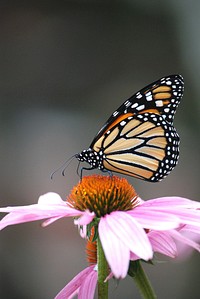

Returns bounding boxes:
[76,75,184,182]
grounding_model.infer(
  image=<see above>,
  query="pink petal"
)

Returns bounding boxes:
[106,212,153,260]
[0,193,88,230]
[0,193,66,214]
[74,210,95,226]
[181,224,200,235]
[79,267,98,299]
[141,197,200,209]
[99,211,153,278]
[54,265,96,299]
[42,216,65,227]
[99,216,130,279]
[78,225,87,239]
[104,272,114,282]
[0,212,50,230]
[159,209,200,228]
[38,192,65,205]
[129,252,140,261]
[148,231,177,258]
[175,226,200,259]
[169,229,200,252]
[128,209,179,230]
[133,197,200,228]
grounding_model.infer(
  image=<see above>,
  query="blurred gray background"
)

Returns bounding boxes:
[0,1,199,298]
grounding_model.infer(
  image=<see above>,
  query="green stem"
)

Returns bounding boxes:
[97,237,109,299]
[128,260,157,299]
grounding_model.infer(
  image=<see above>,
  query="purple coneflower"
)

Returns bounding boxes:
[0,175,200,299]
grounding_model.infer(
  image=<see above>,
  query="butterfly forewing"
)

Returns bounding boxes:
[90,75,183,148]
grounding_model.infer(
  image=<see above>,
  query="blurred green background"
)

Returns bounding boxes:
[0,1,199,298]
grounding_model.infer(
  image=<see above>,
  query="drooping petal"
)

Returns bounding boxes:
[174,225,200,259]
[129,252,140,261]
[42,216,66,227]
[99,215,130,279]
[78,224,87,239]
[168,229,200,252]
[148,231,177,258]
[79,267,98,299]
[54,265,96,299]
[181,224,200,235]
[74,210,95,226]
[99,211,153,278]
[105,211,153,260]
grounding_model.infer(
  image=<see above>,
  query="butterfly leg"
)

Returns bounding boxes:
[78,165,95,181]
[101,168,113,178]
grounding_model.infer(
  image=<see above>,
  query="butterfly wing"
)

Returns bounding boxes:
[88,75,183,181]
[90,74,183,148]
[92,113,179,182]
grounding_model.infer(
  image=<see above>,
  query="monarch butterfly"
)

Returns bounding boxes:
[76,75,184,182]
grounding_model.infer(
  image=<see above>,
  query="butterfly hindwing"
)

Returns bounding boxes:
[92,113,179,182]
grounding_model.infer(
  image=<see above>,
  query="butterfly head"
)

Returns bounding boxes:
[76,148,105,171]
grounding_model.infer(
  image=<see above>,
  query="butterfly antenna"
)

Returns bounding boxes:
[51,154,77,179]
[61,154,77,177]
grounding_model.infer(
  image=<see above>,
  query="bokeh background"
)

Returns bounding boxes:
[0,1,199,298]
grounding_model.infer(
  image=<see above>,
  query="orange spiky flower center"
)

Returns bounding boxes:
[86,227,97,265]
[67,175,139,217]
